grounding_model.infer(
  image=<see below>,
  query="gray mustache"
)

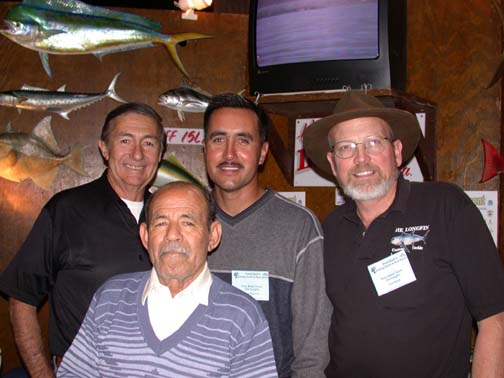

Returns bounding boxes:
[159,243,189,256]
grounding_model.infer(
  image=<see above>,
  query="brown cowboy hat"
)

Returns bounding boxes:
[303,91,422,177]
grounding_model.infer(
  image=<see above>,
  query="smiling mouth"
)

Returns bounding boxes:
[218,163,242,171]
[125,164,144,171]
[354,170,374,177]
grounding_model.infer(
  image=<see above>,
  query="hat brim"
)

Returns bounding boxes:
[303,107,422,178]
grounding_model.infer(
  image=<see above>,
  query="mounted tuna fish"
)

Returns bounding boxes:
[0,0,211,77]
[0,73,125,119]
[158,85,211,122]
[0,116,85,190]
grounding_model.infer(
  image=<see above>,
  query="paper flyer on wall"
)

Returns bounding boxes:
[465,191,498,246]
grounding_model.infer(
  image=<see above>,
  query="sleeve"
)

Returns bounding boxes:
[230,318,278,378]
[0,207,57,305]
[446,189,504,321]
[56,295,100,378]
[290,221,332,378]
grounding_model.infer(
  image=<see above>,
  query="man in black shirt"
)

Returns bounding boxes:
[0,103,166,377]
[303,91,504,378]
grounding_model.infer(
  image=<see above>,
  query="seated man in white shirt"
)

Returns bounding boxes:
[58,182,278,378]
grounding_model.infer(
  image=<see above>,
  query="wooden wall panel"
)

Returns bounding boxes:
[0,0,502,373]
[407,0,502,259]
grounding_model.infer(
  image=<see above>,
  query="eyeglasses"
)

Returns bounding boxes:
[331,136,392,159]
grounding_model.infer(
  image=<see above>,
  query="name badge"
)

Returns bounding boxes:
[231,271,269,301]
[367,251,416,296]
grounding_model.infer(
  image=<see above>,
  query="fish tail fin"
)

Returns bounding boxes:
[480,139,504,182]
[423,229,430,244]
[31,168,59,191]
[163,33,213,77]
[64,145,87,176]
[106,73,126,103]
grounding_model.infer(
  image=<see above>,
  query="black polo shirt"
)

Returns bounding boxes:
[0,171,152,356]
[323,178,504,378]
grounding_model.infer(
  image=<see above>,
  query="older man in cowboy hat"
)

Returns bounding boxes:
[303,91,504,378]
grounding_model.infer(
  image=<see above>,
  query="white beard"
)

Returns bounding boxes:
[343,169,399,201]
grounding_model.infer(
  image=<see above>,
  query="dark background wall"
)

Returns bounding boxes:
[0,0,502,372]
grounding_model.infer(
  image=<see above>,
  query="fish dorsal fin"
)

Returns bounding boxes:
[57,84,66,92]
[31,116,60,152]
[6,122,14,133]
[23,0,162,31]
[179,81,213,97]
[21,85,49,91]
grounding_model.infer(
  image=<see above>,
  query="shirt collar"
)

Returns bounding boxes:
[142,262,212,306]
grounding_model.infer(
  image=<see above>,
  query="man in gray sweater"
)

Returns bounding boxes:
[203,93,332,378]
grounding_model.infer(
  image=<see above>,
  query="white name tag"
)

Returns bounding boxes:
[368,251,416,296]
[231,270,269,301]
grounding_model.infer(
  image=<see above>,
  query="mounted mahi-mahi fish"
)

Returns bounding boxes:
[151,154,205,191]
[0,73,125,119]
[0,0,211,77]
[0,116,86,190]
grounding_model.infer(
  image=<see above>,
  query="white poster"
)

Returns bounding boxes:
[278,191,306,206]
[465,191,498,246]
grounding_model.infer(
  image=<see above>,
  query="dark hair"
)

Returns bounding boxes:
[144,182,216,230]
[101,103,167,151]
[203,93,269,144]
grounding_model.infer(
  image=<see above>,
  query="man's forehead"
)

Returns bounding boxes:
[151,187,206,215]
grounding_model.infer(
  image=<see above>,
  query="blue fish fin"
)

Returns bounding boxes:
[23,0,162,31]
[39,52,52,78]
[31,116,60,152]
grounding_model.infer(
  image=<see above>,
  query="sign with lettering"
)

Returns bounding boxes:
[164,128,204,145]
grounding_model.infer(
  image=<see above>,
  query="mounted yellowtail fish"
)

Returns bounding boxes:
[0,73,125,119]
[0,116,85,190]
[158,84,211,122]
[0,0,211,77]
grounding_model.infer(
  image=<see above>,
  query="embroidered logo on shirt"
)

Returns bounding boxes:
[390,225,430,253]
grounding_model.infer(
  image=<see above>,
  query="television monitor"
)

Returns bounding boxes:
[248,0,407,95]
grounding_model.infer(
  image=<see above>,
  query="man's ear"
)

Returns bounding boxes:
[393,139,403,167]
[208,220,222,252]
[259,141,269,165]
[139,222,149,250]
[326,151,339,178]
[98,140,109,161]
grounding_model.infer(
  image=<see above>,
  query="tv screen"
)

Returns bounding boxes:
[249,0,406,95]
[256,0,379,67]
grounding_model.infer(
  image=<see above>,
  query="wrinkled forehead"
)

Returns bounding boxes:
[328,117,392,141]
[150,186,208,219]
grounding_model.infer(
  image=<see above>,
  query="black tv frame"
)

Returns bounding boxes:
[248,0,407,95]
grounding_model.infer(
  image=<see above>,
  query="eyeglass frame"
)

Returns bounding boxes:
[330,135,394,159]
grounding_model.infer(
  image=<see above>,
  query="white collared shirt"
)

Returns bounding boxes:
[142,263,212,340]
